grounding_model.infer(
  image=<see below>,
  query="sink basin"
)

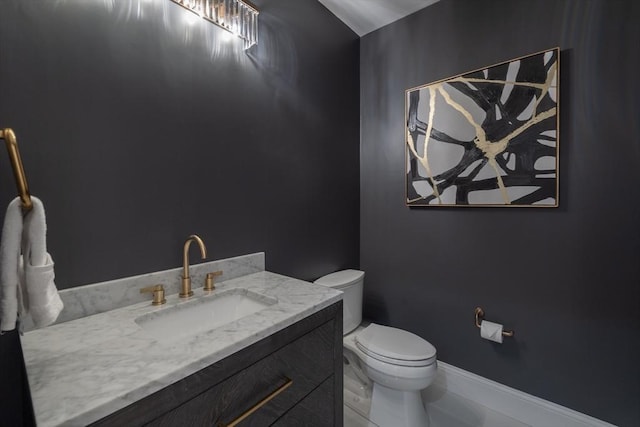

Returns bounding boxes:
[135,288,277,342]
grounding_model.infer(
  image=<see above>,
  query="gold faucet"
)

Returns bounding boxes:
[181,234,207,298]
[140,285,166,305]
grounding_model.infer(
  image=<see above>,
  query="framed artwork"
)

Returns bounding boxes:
[405,48,559,207]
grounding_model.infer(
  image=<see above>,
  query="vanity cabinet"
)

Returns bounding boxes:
[90,302,343,427]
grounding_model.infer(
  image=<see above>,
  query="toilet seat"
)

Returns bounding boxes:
[355,323,436,367]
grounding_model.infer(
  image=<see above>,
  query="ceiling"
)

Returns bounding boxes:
[318,0,440,36]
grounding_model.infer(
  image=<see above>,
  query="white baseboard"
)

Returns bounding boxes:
[433,361,617,427]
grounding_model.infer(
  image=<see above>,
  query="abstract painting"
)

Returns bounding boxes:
[405,48,559,207]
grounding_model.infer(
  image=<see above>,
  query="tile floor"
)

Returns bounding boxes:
[343,373,530,427]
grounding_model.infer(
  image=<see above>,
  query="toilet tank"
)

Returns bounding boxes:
[314,270,364,335]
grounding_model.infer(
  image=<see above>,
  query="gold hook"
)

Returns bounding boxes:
[1,128,33,211]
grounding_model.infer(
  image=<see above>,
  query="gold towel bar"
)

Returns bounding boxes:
[0,128,33,211]
[475,307,514,337]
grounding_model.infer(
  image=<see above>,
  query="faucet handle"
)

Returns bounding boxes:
[140,285,167,305]
[203,271,223,291]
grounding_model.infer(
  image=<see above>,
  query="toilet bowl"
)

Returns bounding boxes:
[314,270,437,427]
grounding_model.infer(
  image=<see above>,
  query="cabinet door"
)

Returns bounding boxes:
[146,321,334,427]
[272,376,338,427]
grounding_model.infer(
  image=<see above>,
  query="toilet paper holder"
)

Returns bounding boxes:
[474,307,514,337]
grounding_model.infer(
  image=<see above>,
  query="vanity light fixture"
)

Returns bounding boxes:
[170,0,259,49]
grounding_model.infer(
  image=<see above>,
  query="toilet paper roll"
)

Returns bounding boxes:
[480,320,504,344]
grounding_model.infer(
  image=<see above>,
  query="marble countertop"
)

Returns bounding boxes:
[21,271,342,427]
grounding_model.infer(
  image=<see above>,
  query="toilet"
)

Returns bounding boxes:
[314,270,437,427]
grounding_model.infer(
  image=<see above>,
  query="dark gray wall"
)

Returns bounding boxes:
[0,0,360,289]
[360,1,639,426]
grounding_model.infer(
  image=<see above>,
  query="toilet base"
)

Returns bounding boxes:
[369,383,430,427]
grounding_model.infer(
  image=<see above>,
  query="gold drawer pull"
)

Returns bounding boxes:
[222,378,293,427]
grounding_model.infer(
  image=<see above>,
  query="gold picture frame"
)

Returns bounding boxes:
[405,48,560,207]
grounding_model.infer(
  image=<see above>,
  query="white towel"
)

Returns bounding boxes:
[21,197,63,328]
[0,196,63,332]
[0,198,23,331]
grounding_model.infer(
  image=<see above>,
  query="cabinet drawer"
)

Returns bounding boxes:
[272,376,337,427]
[147,320,335,426]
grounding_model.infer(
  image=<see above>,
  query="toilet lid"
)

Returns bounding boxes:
[314,269,364,289]
[355,323,436,367]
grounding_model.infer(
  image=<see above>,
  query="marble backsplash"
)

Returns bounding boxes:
[22,252,264,331]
